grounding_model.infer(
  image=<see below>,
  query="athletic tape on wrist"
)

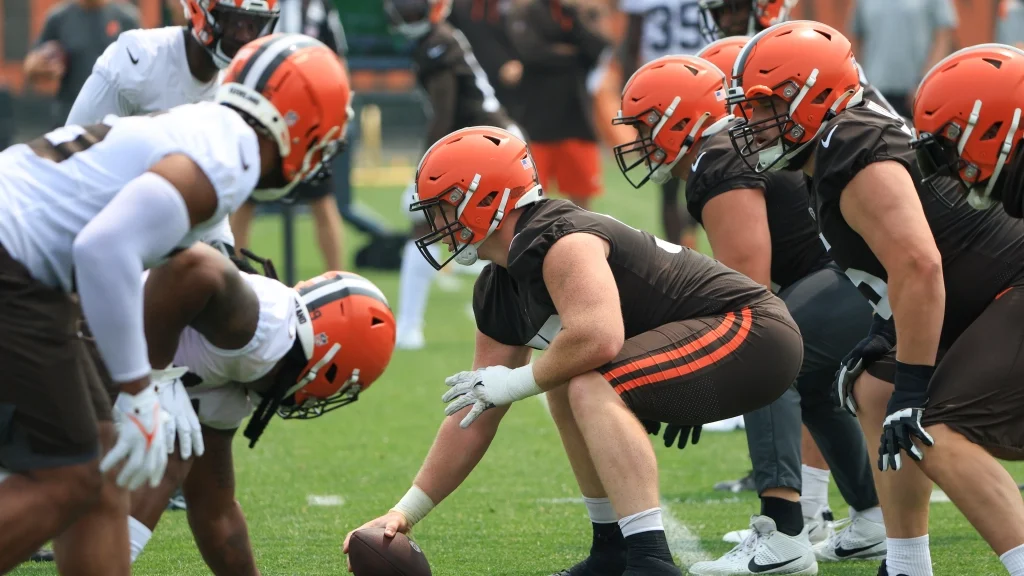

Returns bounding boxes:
[392,485,435,526]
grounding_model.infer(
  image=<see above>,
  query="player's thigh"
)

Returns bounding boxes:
[0,247,104,473]
[554,139,602,198]
[188,385,252,432]
[600,299,803,425]
[923,286,1024,460]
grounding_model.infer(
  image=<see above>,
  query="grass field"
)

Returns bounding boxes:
[14,164,1024,576]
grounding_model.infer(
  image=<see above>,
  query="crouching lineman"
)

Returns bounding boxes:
[124,245,395,570]
[729,21,1024,576]
[344,126,804,576]
[0,33,350,574]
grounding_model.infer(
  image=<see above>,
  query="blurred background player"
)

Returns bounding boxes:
[620,0,706,248]
[230,0,350,273]
[507,0,610,211]
[449,0,525,122]
[23,0,140,128]
[384,0,522,350]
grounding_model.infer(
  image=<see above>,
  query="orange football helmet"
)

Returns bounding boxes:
[699,0,797,42]
[613,56,733,188]
[385,0,452,39]
[410,126,543,269]
[912,44,1024,213]
[727,20,862,172]
[244,271,396,447]
[217,34,353,202]
[697,36,749,84]
[181,0,279,69]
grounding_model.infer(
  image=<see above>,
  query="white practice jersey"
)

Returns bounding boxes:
[620,0,707,63]
[176,273,301,430]
[64,27,235,248]
[0,101,259,291]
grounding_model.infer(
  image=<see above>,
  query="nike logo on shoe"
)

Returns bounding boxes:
[127,48,139,65]
[834,542,882,558]
[747,556,798,573]
[820,126,838,148]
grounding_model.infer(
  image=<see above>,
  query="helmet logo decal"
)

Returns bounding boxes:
[315,332,329,346]
[285,111,299,127]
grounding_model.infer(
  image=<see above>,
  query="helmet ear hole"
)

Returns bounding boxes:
[478,190,499,207]
[371,316,387,326]
[981,122,1004,141]
[812,88,833,105]
[324,363,338,384]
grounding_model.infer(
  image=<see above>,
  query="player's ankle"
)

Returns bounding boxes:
[886,534,933,576]
[761,496,804,537]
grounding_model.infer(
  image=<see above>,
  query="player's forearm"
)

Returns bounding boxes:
[189,503,260,576]
[65,74,125,126]
[889,257,945,367]
[532,327,622,390]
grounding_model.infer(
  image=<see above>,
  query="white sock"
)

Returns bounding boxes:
[1002,543,1024,576]
[886,535,933,576]
[801,465,831,518]
[128,516,152,563]
[617,507,663,537]
[852,505,884,525]
[396,240,437,335]
[583,496,617,524]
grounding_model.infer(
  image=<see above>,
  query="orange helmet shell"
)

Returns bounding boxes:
[698,36,749,84]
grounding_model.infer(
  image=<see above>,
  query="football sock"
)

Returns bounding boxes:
[623,529,674,566]
[584,497,618,524]
[761,496,803,537]
[128,516,152,563]
[618,508,663,538]
[396,240,437,336]
[1001,543,1024,576]
[800,465,831,518]
[852,505,884,525]
[886,535,933,576]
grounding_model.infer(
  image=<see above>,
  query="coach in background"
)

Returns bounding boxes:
[230,0,349,272]
[507,0,609,210]
[449,0,525,122]
[23,0,139,128]
[851,0,957,121]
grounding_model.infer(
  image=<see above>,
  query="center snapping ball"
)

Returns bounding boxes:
[348,528,432,576]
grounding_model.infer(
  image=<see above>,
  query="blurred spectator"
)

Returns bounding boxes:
[449,0,525,121]
[0,84,11,150]
[230,0,349,272]
[851,0,957,119]
[23,0,139,128]
[998,0,1024,48]
[507,0,609,210]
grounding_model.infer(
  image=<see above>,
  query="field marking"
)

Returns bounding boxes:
[534,394,710,567]
[930,488,951,503]
[306,494,345,506]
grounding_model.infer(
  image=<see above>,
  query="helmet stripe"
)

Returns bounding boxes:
[299,275,390,310]
[254,36,322,92]
[237,34,320,91]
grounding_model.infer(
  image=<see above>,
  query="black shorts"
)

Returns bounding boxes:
[866,286,1024,459]
[600,299,803,425]
[0,244,113,472]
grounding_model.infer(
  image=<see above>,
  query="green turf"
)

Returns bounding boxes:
[14,164,1024,576]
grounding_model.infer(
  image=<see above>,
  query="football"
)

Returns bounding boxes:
[348,528,432,576]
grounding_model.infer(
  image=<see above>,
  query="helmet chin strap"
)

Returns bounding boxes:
[452,181,543,265]
[969,104,1022,209]
[762,82,863,172]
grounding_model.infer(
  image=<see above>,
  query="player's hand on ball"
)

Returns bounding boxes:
[343,511,411,572]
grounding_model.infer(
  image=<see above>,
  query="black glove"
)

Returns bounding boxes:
[833,314,896,415]
[640,420,702,450]
[878,362,935,472]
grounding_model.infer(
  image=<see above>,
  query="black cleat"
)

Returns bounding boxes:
[713,470,756,493]
[29,548,54,562]
[550,522,626,576]
[877,559,909,576]
[622,556,682,576]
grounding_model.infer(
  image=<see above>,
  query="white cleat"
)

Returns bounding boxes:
[395,328,425,350]
[812,514,886,562]
[723,507,833,546]
[702,416,746,432]
[692,516,818,575]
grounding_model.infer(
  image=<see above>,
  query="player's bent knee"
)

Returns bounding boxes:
[48,461,104,515]
[566,371,620,410]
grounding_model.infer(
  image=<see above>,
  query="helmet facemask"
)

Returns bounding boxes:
[698,0,753,43]
[385,0,436,39]
[192,3,279,69]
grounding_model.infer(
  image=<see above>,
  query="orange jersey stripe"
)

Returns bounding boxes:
[604,311,739,381]
[612,308,754,394]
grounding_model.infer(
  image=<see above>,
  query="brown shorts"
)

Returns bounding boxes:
[866,286,1024,459]
[600,299,804,426]
[0,244,113,472]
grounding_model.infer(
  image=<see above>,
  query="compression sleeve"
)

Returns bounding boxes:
[65,73,132,126]
[73,172,191,383]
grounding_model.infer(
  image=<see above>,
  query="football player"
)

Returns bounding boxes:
[125,245,395,570]
[620,0,706,249]
[64,0,280,254]
[385,0,523,350]
[730,21,1024,576]
[614,51,886,575]
[344,126,805,576]
[912,44,1024,219]
[0,34,350,574]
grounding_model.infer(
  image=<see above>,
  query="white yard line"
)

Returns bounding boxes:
[534,394,710,567]
[306,494,345,506]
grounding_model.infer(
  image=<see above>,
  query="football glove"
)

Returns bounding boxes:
[100,384,170,490]
[642,420,702,450]
[878,362,935,472]
[442,365,541,428]
[834,314,896,415]
[152,367,204,461]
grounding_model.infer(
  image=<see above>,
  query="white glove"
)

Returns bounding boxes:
[442,365,541,428]
[153,367,204,460]
[100,385,170,490]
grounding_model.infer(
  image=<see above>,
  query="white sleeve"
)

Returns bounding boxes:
[65,73,133,126]
[619,0,648,15]
[73,172,191,383]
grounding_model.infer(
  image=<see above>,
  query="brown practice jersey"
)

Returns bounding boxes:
[473,199,774,349]
[686,127,831,292]
[411,22,514,142]
[811,100,1024,347]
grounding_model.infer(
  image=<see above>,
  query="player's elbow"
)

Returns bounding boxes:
[587,327,624,366]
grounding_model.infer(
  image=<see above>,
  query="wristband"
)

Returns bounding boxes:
[894,361,934,394]
[507,364,542,403]
[391,485,435,527]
